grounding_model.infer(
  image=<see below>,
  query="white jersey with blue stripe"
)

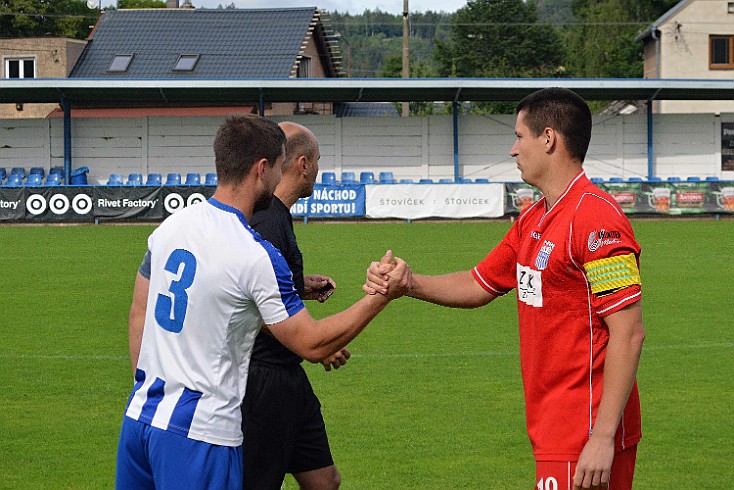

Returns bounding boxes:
[125,198,304,446]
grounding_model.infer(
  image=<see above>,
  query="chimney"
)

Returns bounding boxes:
[181,0,194,8]
[166,0,179,7]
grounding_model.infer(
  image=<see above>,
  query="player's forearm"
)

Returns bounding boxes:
[128,273,149,376]
[409,271,493,308]
[128,314,144,376]
[592,307,645,439]
[305,293,391,362]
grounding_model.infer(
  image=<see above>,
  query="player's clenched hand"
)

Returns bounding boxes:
[573,435,614,490]
[363,250,396,295]
[321,348,351,371]
[304,274,336,302]
[383,257,412,300]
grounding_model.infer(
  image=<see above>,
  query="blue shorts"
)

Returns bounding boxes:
[116,416,243,490]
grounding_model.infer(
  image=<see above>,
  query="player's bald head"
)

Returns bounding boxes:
[278,122,318,170]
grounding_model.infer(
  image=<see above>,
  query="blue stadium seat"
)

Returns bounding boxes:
[705,176,719,182]
[185,173,201,185]
[667,176,681,182]
[321,172,337,185]
[29,167,45,178]
[49,167,63,176]
[459,178,473,183]
[399,178,414,184]
[475,178,490,183]
[608,177,623,183]
[648,177,662,182]
[418,178,433,184]
[360,172,375,184]
[0,167,6,183]
[70,166,89,185]
[341,172,356,184]
[146,173,162,186]
[590,177,604,184]
[686,176,701,182]
[379,171,396,184]
[126,173,143,186]
[204,173,218,186]
[11,167,26,178]
[44,173,61,186]
[5,173,23,186]
[25,173,43,186]
[628,177,643,182]
[439,178,453,183]
[166,173,181,185]
[107,174,124,186]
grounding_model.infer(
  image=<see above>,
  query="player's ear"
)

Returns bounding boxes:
[298,155,309,175]
[253,158,267,179]
[544,128,556,152]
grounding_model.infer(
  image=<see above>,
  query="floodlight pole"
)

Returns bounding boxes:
[453,101,459,182]
[647,100,654,179]
[62,97,72,184]
[401,0,409,117]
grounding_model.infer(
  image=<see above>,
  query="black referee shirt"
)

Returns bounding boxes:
[249,196,305,365]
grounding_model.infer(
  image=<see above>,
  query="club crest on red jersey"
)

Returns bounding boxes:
[534,240,555,270]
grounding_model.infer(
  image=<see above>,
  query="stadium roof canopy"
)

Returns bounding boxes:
[1,77,733,107]
[2,77,731,182]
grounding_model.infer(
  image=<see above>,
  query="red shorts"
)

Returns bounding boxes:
[534,445,637,490]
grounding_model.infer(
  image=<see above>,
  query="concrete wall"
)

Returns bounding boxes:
[2,113,734,184]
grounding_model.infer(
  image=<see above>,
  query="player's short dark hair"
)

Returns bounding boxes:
[213,114,286,185]
[516,88,592,162]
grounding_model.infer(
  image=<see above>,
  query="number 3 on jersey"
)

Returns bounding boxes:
[154,249,197,333]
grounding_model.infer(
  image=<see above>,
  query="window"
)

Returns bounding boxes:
[297,56,311,78]
[173,54,199,72]
[108,54,134,72]
[5,57,35,79]
[728,2,734,14]
[710,36,734,69]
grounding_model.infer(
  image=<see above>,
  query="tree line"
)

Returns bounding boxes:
[331,0,679,79]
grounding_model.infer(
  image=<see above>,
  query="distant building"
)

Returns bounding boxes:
[636,0,734,113]
[68,7,344,117]
[0,37,87,118]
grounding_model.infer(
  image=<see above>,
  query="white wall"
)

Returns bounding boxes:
[1,112,733,184]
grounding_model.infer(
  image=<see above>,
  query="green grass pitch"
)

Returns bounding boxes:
[1,219,732,488]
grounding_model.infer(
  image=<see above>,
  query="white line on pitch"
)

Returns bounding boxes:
[0,342,730,362]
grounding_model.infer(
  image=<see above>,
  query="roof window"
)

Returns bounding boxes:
[108,54,134,73]
[173,54,200,72]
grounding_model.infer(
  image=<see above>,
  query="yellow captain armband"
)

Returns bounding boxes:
[583,253,641,295]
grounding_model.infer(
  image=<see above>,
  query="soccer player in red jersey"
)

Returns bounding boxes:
[365,88,645,490]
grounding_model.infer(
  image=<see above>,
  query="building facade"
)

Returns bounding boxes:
[0,38,87,118]
[637,0,734,113]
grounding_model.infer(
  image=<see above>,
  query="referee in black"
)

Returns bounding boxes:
[242,121,348,490]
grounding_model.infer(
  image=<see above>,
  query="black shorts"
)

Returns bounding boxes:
[241,361,334,490]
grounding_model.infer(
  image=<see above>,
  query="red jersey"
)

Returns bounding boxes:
[472,172,642,461]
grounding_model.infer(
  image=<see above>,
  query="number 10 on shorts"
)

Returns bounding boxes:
[537,477,558,490]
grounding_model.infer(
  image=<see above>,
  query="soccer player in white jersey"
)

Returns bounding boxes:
[116,114,409,490]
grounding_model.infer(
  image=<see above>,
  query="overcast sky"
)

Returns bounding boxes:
[107,0,468,15]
